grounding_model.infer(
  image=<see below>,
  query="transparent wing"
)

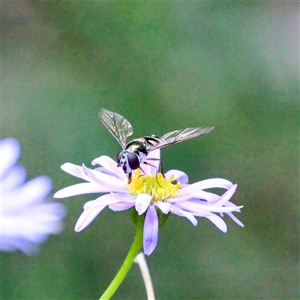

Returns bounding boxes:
[149,127,215,151]
[99,108,133,149]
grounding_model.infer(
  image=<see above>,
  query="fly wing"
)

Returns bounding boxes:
[99,108,133,149]
[149,127,215,151]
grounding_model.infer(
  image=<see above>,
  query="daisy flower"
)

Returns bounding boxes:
[1,137,66,255]
[54,150,243,255]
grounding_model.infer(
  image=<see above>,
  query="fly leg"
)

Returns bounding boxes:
[132,165,162,186]
[143,159,164,187]
[127,172,132,184]
[144,158,165,176]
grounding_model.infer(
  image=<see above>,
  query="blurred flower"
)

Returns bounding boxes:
[55,150,243,255]
[1,137,66,255]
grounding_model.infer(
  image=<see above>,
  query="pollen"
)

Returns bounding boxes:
[126,169,180,201]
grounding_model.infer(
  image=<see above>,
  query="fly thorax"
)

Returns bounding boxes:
[126,139,148,163]
[126,139,147,153]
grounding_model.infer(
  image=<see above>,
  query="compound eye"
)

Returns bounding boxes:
[127,152,140,170]
[117,150,125,164]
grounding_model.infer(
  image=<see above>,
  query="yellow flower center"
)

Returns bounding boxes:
[126,169,181,201]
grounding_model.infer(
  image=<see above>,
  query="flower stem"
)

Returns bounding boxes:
[134,253,155,300]
[99,225,143,300]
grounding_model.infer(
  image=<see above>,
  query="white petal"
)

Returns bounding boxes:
[75,205,106,232]
[155,201,171,214]
[92,155,127,180]
[181,209,212,217]
[1,195,66,255]
[2,202,66,237]
[2,165,26,190]
[213,184,238,206]
[147,149,160,160]
[135,194,152,215]
[111,193,137,203]
[225,212,244,227]
[225,201,243,212]
[143,150,161,176]
[81,164,127,192]
[176,199,242,213]
[83,194,120,209]
[75,192,136,231]
[190,190,220,202]
[61,163,91,181]
[170,205,198,226]
[105,193,136,211]
[168,194,196,203]
[109,202,135,211]
[165,170,189,184]
[206,215,227,232]
[54,182,110,198]
[0,237,35,255]
[181,178,234,194]
[3,176,52,213]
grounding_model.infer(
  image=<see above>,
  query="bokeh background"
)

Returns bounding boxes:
[2,2,299,300]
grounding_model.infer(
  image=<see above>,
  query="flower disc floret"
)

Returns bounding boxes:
[127,169,180,202]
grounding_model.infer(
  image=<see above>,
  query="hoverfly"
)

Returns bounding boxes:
[99,108,214,183]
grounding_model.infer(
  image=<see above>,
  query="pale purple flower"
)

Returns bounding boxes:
[55,150,243,255]
[1,137,66,255]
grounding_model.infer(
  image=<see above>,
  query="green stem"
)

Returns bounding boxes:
[99,225,143,300]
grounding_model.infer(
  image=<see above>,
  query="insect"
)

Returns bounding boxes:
[99,108,214,183]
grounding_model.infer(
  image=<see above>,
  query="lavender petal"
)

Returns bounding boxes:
[143,205,159,255]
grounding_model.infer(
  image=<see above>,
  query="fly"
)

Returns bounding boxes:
[99,108,214,183]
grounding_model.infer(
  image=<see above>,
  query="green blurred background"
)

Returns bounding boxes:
[2,2,298,300]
